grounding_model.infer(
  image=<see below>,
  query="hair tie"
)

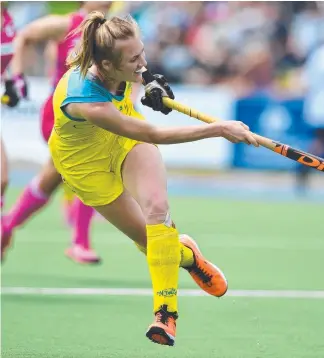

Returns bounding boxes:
[99,18,106,25]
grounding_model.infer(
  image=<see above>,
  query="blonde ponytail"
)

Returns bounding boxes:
[67,11,140,78]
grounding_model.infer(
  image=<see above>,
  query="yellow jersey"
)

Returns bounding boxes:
[49,67,144,206]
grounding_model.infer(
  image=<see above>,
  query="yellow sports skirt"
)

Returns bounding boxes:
[49,117,145,207]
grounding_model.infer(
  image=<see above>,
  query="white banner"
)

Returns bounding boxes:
[1,78,233,169]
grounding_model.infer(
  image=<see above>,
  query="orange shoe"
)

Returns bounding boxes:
[146,305,177,346]
[180,234,228,297]
[65,244,101,265]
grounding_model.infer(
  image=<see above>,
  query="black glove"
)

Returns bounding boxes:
[141,74,175,115]
[1,74,28,108]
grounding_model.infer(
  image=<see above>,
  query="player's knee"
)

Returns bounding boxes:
[142,192,169,224]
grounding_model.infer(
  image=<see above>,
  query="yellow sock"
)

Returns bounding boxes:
[135,242,194,268]
[146,223,181,313]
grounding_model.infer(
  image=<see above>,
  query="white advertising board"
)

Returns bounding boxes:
[1,78,233,169]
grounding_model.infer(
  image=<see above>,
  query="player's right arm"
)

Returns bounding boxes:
[67,101,259,146]
[2,15,71,107]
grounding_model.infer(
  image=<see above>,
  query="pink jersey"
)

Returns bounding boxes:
[53,11,86,88]
[1,9,16,75]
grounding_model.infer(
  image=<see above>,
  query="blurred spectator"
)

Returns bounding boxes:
[7,1,48,30]
[290,1,324,59]
[7,0,324,96]
[296,42,324,190]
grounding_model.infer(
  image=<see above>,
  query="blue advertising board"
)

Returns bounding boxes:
[232,95,313,170]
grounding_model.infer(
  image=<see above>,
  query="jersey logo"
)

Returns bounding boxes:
[73,124,94,129]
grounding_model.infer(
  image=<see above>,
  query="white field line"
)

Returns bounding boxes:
[2,287,324,299]
[12,227,324,248]
[12,236,324,250]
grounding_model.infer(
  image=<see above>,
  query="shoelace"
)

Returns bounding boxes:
[191,263,213,284]
[156,305,177,325]
[156,311,168,325]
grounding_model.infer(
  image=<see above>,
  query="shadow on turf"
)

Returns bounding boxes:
[1,295,132,305]
[3,272,151,288]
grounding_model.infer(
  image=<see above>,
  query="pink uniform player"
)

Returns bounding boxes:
[41,10,89,141]
[1,6,16,255]
[1,2,112,263]
[1,7,15,75]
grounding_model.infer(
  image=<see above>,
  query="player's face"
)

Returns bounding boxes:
[113,36,147,83]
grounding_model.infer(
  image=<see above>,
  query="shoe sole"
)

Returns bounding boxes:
[146,326,175,346]
[180,234,228,296]
[64,250,101,265]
